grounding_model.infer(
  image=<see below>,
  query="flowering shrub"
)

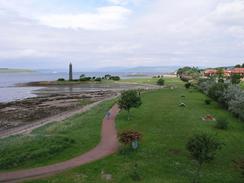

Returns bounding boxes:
[119,130,142,145]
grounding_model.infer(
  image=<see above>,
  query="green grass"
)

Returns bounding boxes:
[27,78,244,183]
[120,76,180,86]
[0,100,115,171]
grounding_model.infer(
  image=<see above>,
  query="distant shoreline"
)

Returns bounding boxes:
[0,68,33,73]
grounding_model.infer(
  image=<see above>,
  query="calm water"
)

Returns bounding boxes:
[0,71,155,103]
[0,72,69,102]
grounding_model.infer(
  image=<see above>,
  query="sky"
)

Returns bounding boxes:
[0,0,244,70]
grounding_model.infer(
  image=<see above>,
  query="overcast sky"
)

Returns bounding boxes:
[0,0,243,70]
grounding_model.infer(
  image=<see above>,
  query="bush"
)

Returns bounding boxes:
[94,77,102,81]
[110,76,120,81]
[205,99,212,105]
[186,133,222,183]
[157,78,165,86]
[80,77,91,81]
[119,130,142,145]
[215,119,229,130]
[198,80,244,122]
[208,82,228,103]
[57,78,65,81]
[185,82,191,89]
[231,74,241,84]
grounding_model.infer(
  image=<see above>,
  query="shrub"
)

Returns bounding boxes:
[186,133,222,183]
[57,78,65,81]
[80,77,91,81]
[208,82,228,103]
[119,130,142,149]
[231,74,241,84]
[229,96,244,121]
[94,77,102,81]
[215,118,229,130]
[185,82,191,89]
[157,78,165,86]
[205,99,212,105]
[110,76,121,81]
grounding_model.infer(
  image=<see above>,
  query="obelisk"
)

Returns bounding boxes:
[69,62,73,81]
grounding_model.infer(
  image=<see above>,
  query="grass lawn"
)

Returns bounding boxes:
[0,100,115,171]
[27,79,244,183]
[120,76,180,86]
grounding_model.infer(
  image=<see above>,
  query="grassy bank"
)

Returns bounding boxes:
[28,78,244,183]
[0,100,115,171]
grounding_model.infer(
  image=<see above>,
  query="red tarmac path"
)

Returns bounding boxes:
[0,104,120,183]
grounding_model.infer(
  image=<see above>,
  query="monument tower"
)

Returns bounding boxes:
[69,62,73,81]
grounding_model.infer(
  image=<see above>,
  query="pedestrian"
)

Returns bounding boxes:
[106,111,111,119]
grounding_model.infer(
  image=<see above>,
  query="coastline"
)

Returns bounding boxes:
[0,79,161,137]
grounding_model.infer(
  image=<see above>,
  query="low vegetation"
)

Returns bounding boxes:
[198,79,244,121]
[215,118,229,130]
[0,100,114,171]
[157,78,165,86]
[28,78,244,183]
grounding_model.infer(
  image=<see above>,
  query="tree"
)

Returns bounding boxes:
[231,74,241,84]
[235,64,241,68]
[118,90,142,120]
[186,133,222,183]
[177,67,201,81]
[157,78,165,86]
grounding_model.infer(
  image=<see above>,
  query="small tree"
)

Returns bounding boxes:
[157,78,165,86]
[231,74,241,84]
[118,90,142,120]
[186,133,222,183]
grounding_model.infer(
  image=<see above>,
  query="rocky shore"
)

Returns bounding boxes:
[0,90,117,132]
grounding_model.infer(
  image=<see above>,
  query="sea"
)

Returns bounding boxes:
[0,71,165,103]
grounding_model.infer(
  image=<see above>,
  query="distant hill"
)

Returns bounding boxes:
[95,66,180,74]
[0,68,33,73]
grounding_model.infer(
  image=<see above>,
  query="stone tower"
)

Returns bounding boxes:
[69,62,73,81]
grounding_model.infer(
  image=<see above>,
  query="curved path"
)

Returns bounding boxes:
[0,104,120,183]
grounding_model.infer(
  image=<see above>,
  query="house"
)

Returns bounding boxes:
[204,69,217,77]
[231,68,244,75]
[204,68,244,77]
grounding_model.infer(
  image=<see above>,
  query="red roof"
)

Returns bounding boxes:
[231,68,244,74]
[204,69,217,74]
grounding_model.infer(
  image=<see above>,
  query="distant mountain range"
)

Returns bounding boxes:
[94,66,180,73]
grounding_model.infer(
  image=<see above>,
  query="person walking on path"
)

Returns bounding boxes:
[106,111,111,120]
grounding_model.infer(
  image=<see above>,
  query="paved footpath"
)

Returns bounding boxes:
[0,104,120,183]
